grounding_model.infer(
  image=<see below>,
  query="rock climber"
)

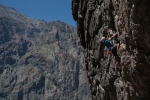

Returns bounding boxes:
[101,32,120,67]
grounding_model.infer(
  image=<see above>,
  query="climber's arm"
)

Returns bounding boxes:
[110,33,118,41]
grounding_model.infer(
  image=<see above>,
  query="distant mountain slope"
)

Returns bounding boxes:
[0,4,91,100]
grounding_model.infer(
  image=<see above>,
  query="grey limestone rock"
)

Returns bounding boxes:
[0,4,92,100]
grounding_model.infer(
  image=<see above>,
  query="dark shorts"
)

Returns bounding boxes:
[111,46,118,57]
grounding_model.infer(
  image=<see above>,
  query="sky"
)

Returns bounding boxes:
[0,0,76,26]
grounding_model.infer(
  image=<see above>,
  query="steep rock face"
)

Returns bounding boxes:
[0,4,91,100]
[72,0,150,100]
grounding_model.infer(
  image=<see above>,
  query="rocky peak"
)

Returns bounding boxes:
[0,4,48,31]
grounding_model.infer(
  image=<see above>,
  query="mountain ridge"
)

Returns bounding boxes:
[0,4,91,100]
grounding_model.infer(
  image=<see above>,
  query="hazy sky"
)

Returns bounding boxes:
[0,0,76,26]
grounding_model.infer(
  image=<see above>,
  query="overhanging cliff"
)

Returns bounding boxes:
[72,0,150,99]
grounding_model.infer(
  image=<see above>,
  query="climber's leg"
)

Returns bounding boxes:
[112,46,121,68]
[111,46,118,57]
[114,43,120,53]
[115,56,118,65]
[115,56,121,67]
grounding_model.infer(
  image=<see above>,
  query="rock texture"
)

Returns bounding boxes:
[0,4,91,100]
[72,0,150,100]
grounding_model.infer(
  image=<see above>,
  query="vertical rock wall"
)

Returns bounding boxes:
[72,0,150,99]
